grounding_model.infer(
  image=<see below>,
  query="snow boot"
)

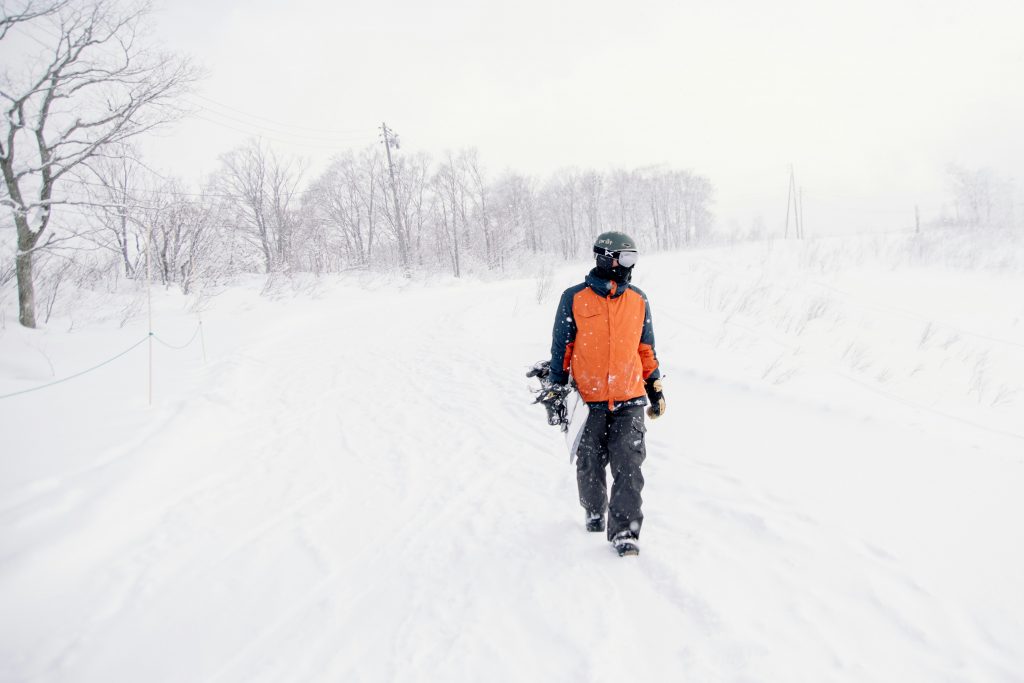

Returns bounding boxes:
[612,530,639,557]
[585,511,605,533]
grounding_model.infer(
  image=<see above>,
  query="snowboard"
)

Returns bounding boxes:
[526,359,588,463]
[563,388,589,464]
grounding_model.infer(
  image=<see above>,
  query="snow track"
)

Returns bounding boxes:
[2,269,1022,682]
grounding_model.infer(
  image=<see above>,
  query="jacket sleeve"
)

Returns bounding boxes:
[548,288,577,386]
[639,293,660,381]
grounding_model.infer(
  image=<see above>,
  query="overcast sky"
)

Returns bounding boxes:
[135,0,1024,234]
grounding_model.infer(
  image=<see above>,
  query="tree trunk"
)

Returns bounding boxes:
[16,241,36,328]
[120,212,133,277]
[6,195,39,326]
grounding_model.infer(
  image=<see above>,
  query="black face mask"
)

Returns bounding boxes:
[595,254,633,283]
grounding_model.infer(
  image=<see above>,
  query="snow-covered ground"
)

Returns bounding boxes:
[2,234,1023,682]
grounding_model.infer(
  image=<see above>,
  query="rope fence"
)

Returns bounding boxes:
[0,323,205,402]
[1,215,211,405]
[153,323,203,351]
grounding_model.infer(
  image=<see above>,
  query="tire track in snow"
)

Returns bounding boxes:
[18,339,353,679]
[196,287,548,680]
[205,285,600,681]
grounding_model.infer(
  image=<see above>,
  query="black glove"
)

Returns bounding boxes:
[536,381,571,429]
[645,377,665,419]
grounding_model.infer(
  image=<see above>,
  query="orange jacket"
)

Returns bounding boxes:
[549,270,660,408]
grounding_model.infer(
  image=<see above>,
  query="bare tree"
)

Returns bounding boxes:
[0,0,71,39]
[607,168,639,235]
[637,167,669,250]
[305,150,380,271]
[268,150,305,271]
[351,148,381,266]
[217,139,303,274]
[218,140,271,272]
[378,151,428,274]
[542,168,583,260]
[80,143,148,276]
[305,161,347,272]
[459,149,496,268]
[433,153,468,277]
[947,164,995,229]
[137,179,218,293]
[0,0,199,327]
[579,170,603,238]
[403,152,431,266]
[492,171,538,268]
[680,170,714,244]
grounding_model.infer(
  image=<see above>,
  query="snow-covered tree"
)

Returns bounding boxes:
[0,0,198,327]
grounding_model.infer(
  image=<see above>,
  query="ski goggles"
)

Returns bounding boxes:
[594,246,639,267]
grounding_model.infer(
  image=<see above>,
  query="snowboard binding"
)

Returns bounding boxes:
[527,360,571,431]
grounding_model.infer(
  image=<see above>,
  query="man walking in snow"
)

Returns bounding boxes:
[539,231,665,557]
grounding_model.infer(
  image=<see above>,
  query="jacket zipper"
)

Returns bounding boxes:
[606,282,615,411]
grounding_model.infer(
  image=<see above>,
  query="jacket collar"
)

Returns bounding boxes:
[585,268,629,299]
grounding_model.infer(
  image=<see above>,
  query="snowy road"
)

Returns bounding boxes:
[2,266,1023,682]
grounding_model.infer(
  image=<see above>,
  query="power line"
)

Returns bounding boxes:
[7,20,375,149]
[189,113,375,150]
[2,200,360,229]
[189,108,375,145]
[58,177,334,199]
[186,93,368,136]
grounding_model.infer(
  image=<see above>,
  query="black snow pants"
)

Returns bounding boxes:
[576,403,646,541]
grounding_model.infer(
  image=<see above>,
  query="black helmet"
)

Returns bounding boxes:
[592,231,638,282]
[593,231,637,254]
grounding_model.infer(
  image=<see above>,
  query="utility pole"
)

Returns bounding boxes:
[146,222,153,406]
[380,122,409,275]
[785,165,803,239]
[784,168,793,239]
[798,186,805,239]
